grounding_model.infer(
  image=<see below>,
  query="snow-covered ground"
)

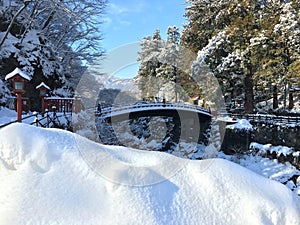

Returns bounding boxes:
[256,93,300,113]
[0,123,299,225]
[0,107,300,224]
[0,107,71,129]
[226,119,253,131]
[218,151,300,195]
[0,107,37,126]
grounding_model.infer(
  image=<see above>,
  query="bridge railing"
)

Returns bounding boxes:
[98,102,211,118]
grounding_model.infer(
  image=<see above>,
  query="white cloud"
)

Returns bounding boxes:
[108,1,148,15]
[105,1,147,30]
[109,3,129,15]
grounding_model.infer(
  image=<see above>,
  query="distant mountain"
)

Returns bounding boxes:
[89,73,141,105]
[92,74,136,90]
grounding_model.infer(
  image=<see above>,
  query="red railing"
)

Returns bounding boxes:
[44,97,81,113]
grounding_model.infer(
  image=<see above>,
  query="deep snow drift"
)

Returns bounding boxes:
[0,124,299,225]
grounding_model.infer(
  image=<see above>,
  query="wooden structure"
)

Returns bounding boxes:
[6,97,30,113]
[5,68,31,122]
[17,97,30,113]
[44,97,81,113]
[36,82,50,114]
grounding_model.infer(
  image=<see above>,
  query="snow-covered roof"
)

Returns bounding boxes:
[4,68,31,81]
[36,82,50,90]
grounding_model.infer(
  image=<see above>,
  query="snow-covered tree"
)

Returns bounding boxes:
[271,1,300,109]
[137,26,212,103]
[137,27,193,102]
[136,29,164,99]
[158,26,181,101]
[181,0,230,53]
[182,0,300,112]
[0,0,106,110]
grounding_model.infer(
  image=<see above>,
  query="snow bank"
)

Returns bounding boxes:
[250,142,295,157]
[218,151,300,195]
[226,119,253,131]
[0,124,299,225]
[0,107,17,125]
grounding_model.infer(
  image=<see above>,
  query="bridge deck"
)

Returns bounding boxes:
[97,102,212,119]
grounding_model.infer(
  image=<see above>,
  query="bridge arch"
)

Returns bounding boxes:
[96,102,212,151]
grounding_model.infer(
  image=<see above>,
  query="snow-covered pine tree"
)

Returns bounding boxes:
[182,0,300,113]
[251,1,300,110]
[157,26,181,101]
[136,30,164,99]
[181,0,231,53]
[272,1,300,110]
[137,26,192,102]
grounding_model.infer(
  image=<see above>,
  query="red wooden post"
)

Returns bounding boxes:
[16,93,22,122]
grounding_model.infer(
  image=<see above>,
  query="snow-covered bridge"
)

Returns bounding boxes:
[95,102,212,149]
[97,102,212,121]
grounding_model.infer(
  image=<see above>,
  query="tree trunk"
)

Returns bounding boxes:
[288,91,294,110]
[244,67,254,114]
[283,83,288,110]
[273,84,278,109]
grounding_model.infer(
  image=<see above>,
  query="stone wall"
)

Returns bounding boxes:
[221,122,300,152]
[221,122,300,169]
[253,124,300,150]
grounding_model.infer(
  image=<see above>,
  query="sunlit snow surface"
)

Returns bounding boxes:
[226,119,253,131]
[0,123,299,225]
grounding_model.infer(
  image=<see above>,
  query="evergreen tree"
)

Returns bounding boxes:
[182,0,300,112]
[159,26,180,101]
[272,1,300,109]
[137,27,185,101]
[136,30,163,99]
[181,0,229,53]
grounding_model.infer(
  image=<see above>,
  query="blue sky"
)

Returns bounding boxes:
[99,0,186,79]
[101,0,186,50]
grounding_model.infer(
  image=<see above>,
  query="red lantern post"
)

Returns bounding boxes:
[5,68,31,122]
